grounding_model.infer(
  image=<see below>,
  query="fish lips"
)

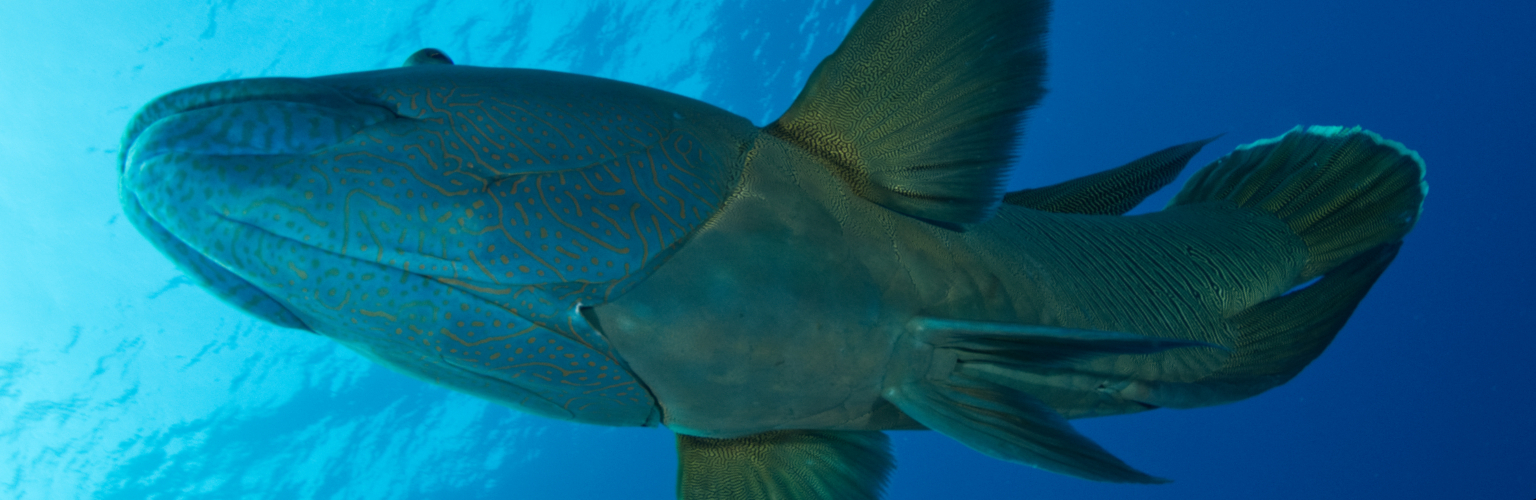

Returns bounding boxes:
[119,78,395,329]
[120,77,394,176]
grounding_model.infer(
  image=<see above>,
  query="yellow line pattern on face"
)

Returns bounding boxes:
[134,67,747,425]
[357,309,397,321]
[434,277,511,295]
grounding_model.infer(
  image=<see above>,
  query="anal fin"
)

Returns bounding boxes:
[676,430,893,500]
[885,376,1167,484]
[886,317,1218,484]
[911,317,1220,369]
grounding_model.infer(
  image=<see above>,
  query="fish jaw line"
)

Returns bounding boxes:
[120,77,395,175]
[114,79,392,330]
[117,78,457,285]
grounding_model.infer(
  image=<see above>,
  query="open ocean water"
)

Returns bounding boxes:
[1,0,1532,498]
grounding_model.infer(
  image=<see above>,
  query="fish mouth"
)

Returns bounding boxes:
[118,77,398,330]
[119,77,395,176]
[121,192,314,330]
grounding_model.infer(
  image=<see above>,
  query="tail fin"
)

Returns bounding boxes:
[1207,241,1401,395]
[1169,126,1427,281]
[1135,126,1427,406]
[766,0,1049,225]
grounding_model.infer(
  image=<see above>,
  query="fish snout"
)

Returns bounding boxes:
[118,78,397,329]
[120,77,398,255]
[120,77,393,176]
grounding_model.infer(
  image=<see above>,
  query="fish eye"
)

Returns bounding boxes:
[403,48,454,67]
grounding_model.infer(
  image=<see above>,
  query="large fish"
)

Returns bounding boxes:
[117,0,1427,498]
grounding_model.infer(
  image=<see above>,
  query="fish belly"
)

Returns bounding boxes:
[590,136,926,437]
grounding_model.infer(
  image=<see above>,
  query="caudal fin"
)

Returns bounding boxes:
[1169,126,1426,281]
[1136,126,1427,406]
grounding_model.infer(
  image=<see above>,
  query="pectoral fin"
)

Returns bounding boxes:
[766,0,1049,225]
[676,430,893,500]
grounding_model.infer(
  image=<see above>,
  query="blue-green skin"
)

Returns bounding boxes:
[119,3,1425,488]
[121,64,756,426]
[119,60,1296,437]
[118,52,1352,445]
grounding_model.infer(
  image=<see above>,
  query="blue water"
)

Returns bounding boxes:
[2,0,1532,498]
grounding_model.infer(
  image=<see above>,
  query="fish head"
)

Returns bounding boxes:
[118,61,752,426]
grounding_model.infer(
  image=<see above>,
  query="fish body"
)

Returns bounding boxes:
[118,0,1426,497]
[593,135,1306,437]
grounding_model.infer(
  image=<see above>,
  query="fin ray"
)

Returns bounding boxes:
[1138,242,1403,407]
[912,317,1219,369]
[767,0,1050,224]
[676,430,893,500]
[886,318,1214,483]
[1004,136,1219,215]
[886,376,1167,484]
[1169,125,1426,280]
[1145,126,1426,405]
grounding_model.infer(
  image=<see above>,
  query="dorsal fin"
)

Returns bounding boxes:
[1004,136,1219,215]
[766,0,1050,225]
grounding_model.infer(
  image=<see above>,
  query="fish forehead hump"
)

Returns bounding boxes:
[304,65,752,292]
[120,65,754,426]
